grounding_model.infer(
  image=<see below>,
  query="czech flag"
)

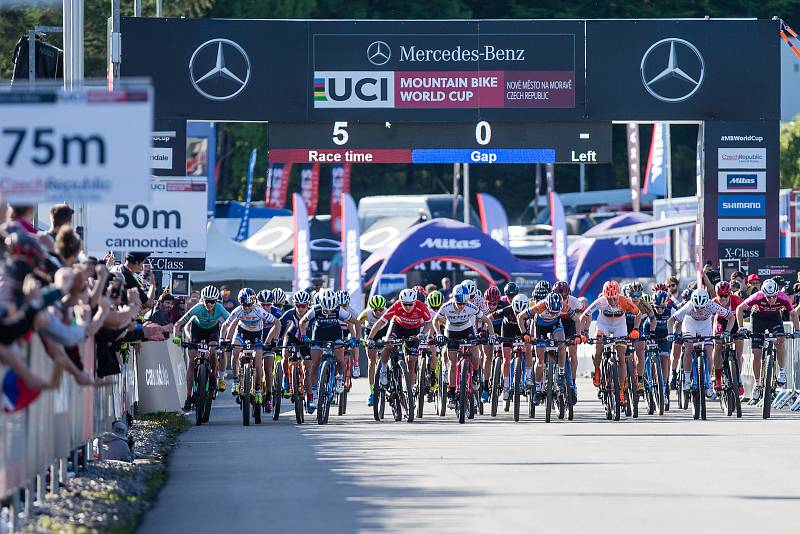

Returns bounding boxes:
[2,369,41,413]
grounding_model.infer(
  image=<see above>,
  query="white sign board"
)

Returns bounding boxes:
[87,177,207,263]
[0,86,153,203]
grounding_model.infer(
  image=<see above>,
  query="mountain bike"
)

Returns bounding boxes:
[676,335,719,421]
[435,344,448,417]
[269,344,284,420]
[499,337,531,422]
[643,337,666,416]
[415,341,436,419]
[442,338,488,424]
[488,343,505,417]
[230,341,262,426]
[181,341,217,426]
[535,338,568,423]
[750,331,795,419]
[588,335,631,422]
[314,340,349,425]
[281,344,311,424]
[372,339,416,423]
[718,336,743,418]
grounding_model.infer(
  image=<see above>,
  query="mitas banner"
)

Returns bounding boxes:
[265,163,292,208]
[300,163,320,215]
[340,193,363,312]
[330,163,351,233]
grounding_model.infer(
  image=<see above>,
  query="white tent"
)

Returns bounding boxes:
[192,222,292,283]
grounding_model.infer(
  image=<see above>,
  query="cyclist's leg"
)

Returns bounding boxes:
[308,349,321,393]
[264,352,274,401]
[635,339,645,379]
[232,347,241,383]
[334,346,346,375]
[502,345,512,381]
[447,349,458,387]
[554,328,566,368]
[367,347,377,388]
[254,349,264,394]
[615,342,628,386]
[185,349,197,397]
[568,342,578,381]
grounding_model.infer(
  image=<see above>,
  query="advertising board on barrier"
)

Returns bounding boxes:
[87,176,208,270]
[717,195,765,217]
[0,86,153,203]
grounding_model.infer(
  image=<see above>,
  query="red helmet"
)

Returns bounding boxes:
[553,280,570,296]
[715,281,731,297]
[653,283,668,292]
[603,280,621,300]
[484,285,501,305]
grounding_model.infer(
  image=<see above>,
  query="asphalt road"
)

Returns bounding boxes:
[138,377,800,533]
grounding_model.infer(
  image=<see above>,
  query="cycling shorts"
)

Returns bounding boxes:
[284,337,311,359]
[501,322,522,347]
[371,324,389,343]
[234,328,263,349]
[681,316,713,345]
[750,314,784,349]
[311,324,342,350]
[562,318,576,340]
[445,326,476,350]
[191,324,220,345]
[595,317,628,340]
[388,324,421,354]
[534,320,563,341]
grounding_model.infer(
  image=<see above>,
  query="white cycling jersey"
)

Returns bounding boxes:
[671,301,730,323]
[223,305,275,332]
[434,301,483,332]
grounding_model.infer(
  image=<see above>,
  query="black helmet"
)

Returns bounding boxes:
[504,282,519,297]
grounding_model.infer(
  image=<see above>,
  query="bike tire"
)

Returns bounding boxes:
[513,358,522,422]
[458,360,468,424]
[399,359,415,423]
[646,360,656,416]
[273,364,283,421]
[691,364,700,420]
[722,355,733,417]
[698,356,707,421]
[545,359,554,423]
[676,369,684,410]
[243,369,251,426]
[416,354,427,420]
[490,356,502,417]
[655,359,665,416]
[437,358,447,417]
[317,362,330,425]
[338,388,348,416]
[476,368,483,417]
[202,366,213,423]
[194,364,207,426]
[373,362,382,421]
[624,359,634,418]
[731,356,742,418]
[762,352,774,420]
[611,362,621,421]
[292,365,304,424]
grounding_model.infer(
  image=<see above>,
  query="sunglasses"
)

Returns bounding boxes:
[374,307,385,313]
[668,284,677,288]
[296,303,309,308]
[630,292,642,298]
[204,299,217,305]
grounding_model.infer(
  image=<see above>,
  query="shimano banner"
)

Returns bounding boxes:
[476,193,510,248]
[293,193,312,291]
[340,193,363,312]
[550,192,569,282]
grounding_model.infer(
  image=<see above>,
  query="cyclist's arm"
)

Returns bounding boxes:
[368,317,388,339]
[735,301,750,328]
[264,320,282,344]
[789,305,800,331]
[346,315,360,340]
[297,308,315,336]
[480,313,494,334]
[172,306,197,337]
[515,311,529,333]
[222,318,239,341]
[701,267,716,298]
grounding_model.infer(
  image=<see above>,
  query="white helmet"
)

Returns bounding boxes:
[511,293,529,314]
[292,290,310,305]
[200,285,220,301]
[690,288,709,308]
[272,288,287,305]
[461,279,478,297]
[762,278,779,297]
[319,289,337,311]
[399,288,416,304]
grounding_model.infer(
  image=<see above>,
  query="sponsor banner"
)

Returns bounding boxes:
[86,176,208,263]
[152,121,186,177]
[265,163,293,208]
[720,135,764,143]
[643,122,667,196]
[717,147,766,169]
[627,123,641,211]
[419,237,481,249]
[300,163,320,215]
[717,194,765,217]
[292,193,312,291]
[147,256,206,271]
[717,171,766,193]
[718,242,765,261]
[476,193,510,248]
[235,149,257,242]
[550,192,569,281]
[340,193,363,313]
[330,163,351,234]
[747,257,800,279]
[376,274,407,297]
[314,71,394,108]
[150,147,173,169]
[0,86,153,203]
[717,218,766,240]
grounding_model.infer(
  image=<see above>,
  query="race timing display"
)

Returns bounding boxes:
[268,122,611,164]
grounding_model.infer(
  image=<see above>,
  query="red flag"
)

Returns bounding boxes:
[265,163,293,208]
[330,163,351,233]
[300,163,320,216]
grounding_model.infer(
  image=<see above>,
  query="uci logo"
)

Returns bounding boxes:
[313,71,395,108]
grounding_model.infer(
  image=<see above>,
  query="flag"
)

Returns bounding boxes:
[2,369,41,413]
[643,123,667,197]
[235,148,257,242]
[550,191,569,282]
[265,163,293,209]
[330,163,351,233]
[476,193,510,248]
[300,163,320,216]
[545,163,555,194]
[627,123,641,211]
[293,193,312,292]
[340,193,363,313]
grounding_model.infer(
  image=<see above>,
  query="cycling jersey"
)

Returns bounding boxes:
[586,296,639,319]
[383,300,432,329]
[179,302,229,330]
[471,295,490,315]
[434,301,483,332]
[357,308,382,328]
[279,308,303,342]
[489,301,506,330]
[528,298,579,325]
[742,291,793,315]
[713,294,743,333]
[223,305,275,332]
[303,305,353,329]
[671,301,730,323]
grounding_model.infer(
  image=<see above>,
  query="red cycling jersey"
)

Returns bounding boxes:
[383,300,432,329]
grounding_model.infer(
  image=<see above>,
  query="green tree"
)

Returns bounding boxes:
[781,115,800,188]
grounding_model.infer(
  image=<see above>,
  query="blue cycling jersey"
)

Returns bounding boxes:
[180,303,230,330]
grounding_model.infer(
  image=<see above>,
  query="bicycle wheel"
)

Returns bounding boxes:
[698,356,707,421]
[646,361,656,416]
[242,368,251,426]
[610,362,621,421]
[475,368,484,417]
[398,359,415,423]
[273,363,283,421]
[458,361,468,424]
[762,352,774,420]
[731,355,742,418]
[512,358,522,422]
[624,359,635,418]
[437,357,447,417]
[317,362,331,425]
[545,359,554,423]
[416,354,427,420]
[490,356,502,417]
[655,359,665,416]
[338,387,348,416]
[292,365,304,424]
[194,364,208,426]
[566,377,574,421]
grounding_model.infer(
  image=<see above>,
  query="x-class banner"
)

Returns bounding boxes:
[313,33,577,110]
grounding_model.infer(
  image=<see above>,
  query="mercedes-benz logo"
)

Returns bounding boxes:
[367,41,391,66]
[189,38,251,101]
[640,38,704,103]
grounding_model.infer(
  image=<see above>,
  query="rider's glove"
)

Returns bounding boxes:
[666,334,678,342]
[629,329,640,340]
[737,328,750,338]
[487,334,498,345]
[301,335,311,344]
[348,338,360,349]
[523,334,532,343]
[365,339,376,349]
[171,336,182,346]
[435,334,447,345]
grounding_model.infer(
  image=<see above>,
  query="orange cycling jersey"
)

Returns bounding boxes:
[528,299,576,323]
[586,295,639,319]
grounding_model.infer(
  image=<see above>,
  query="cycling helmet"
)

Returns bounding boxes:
[426,290,444,309]
[603,280,621,300]
[461,279,478,297]
[504,282,519,297]
[653,283,668,292]
[553,280,570,296]
[762,278,779,297]
[257,289,273,304]
[484,285,501,305]
[535,280,552,293]
[293,290,311,305]
[454,285,469,304]
[533,284,549,302]
[715,281,732,297]
[399,288,417,304]
[630,281,643,294]
[200,285,220,301]
[337,290,350,306]
[511,294,529,314]
[272,288,287,306]
[319,290,338,311]
[690,288,710,308]
[546,292,563,313]
[653,290,670,308]
[368,295,387,310]
[238,288,256,305]
[642,293,652,304]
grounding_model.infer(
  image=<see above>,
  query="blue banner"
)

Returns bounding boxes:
[411,148,555,164]
[550,192,569,282]
[293,193,312,291]
[643,122,667,197]
[476,193,510,248]
[234,148,257,242]
[718,194,766,217]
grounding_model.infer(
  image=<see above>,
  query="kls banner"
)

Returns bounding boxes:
[300,163,320,215]
[265,163,293,208]
[0,86,153,203]
[330,163,351,233]
[87,177,208,268]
